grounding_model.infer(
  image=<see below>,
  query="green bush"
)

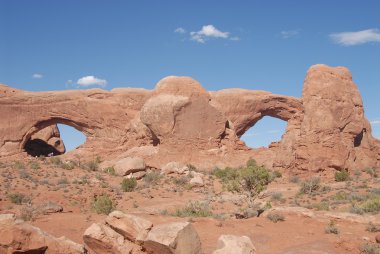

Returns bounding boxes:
[91,194,114,215]
[272,170,282,179]
[213,161,271,207]
[121,178,137,192]
[173,201,213,217]
[335,170,350,182]
[361,196,380,213]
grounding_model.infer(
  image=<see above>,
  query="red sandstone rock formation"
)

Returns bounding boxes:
[0,64,378,172]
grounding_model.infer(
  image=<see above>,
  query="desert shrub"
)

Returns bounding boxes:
[19,206,36,221]
[289,175,300,183]
[271,192,283,201]
[13,161,25,170]
[299,177,321,195]
[349,204,364,215]
[0,161,6,168]
[143,171,162,184]
[57,177,69,185]
[29,161,40,170]
[266,212,285,223]
[333,191,349,201]
[91,194,114,215]
[313,201,330,211]
[121,178,137,192]
[361,196,380,213]
[86,160,99,171]
[172,175,191,186]
[361,243,380,254]
[365,168,378,178]
[325,220,339,234]
[49,157,63,166]
[366,222,380,232]
[272,170,282,179]
[187,164,197,171]
[213,161,271,207]
[335,170,350,182]
[7,193,30,204]
[173,201,213,217]
[246,158,257,167]
[61,161,75,170]
[104,167,116,176]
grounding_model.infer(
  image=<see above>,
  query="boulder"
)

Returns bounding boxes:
[143,222,202,254]
[83,223,141,254]
[189,172,204,187]
[0,215,86,254]
[161,162,189,175]
[114,157,146,176]
[212,235,256,254]
[105,211,153,243]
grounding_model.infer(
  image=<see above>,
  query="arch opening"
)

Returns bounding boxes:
[23,119,88,157]
[240,116,287,148]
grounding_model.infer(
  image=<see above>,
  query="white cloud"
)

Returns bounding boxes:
[190,25,230,43]
[174,27,186,34]
[330,29,380,46]
[280,30,299,39]
[77,76,107,87]
[370,120,380,125]
[32,73,43,79]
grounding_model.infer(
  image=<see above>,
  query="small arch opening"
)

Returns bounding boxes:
[57,124,87,152]
[240,116,287,148]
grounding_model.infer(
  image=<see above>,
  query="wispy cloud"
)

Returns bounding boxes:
[77,76,107,87]
[190,25,230,43]
[174,27,186,34]
[32,73,43,79]
[280,30,300,39]
[370,120,380,125]
[330,29,380,46]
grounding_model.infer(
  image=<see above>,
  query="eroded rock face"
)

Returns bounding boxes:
[0,214,86,254]
[0,64,379,172]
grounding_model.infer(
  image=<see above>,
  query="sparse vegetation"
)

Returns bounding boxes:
[7,192,30,205]
[121,178,137,192]
[335,170,350,182]
[29,161,40,170]
[361,243,380,254]
[172,201,213,217]
[299,177,321,195]
[104,166,116,175]
[91,194,114,215]
[267,212,285,223]
[366,222,380,232]
[13,161,25,170]
[361,196,380,213]
[325,220,339,234]
[143,171,162,184]
[289,175,300,183]
[19,205,36,221]
[365,168,378,178]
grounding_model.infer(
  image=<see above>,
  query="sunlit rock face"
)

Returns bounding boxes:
[0,64,378,172]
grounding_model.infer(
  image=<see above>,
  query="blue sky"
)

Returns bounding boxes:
[1,0,379,151]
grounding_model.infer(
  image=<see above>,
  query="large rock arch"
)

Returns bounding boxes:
[0,64,379,172]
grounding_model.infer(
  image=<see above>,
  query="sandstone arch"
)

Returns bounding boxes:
[0,64,379,172]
